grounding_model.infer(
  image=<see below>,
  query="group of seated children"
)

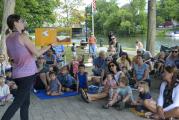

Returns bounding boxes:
[0,52,15,106]
[34,47,86,95]
[35,56,88,96]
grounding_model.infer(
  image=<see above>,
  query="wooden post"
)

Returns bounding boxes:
[147,0,156,56]
[0,0,16,61]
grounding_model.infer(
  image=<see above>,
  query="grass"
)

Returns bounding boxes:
[64,46,89,64]
[64,45,159,65]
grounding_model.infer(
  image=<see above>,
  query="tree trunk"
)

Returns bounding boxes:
[0,0,16,61]
[146,0,156,56]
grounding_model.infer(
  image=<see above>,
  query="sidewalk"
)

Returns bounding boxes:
[0,89,161,120]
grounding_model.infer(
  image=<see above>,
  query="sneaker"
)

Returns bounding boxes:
[80,89,90,103]
[33,89,38,93]
[102,104,109,109]
[168,117,173,120]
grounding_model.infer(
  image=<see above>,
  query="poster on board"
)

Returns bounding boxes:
[56,28,72,45]
[35,27,72,46]
[35,28,56,46]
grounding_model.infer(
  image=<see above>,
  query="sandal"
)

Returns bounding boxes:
[116,102,125,111]
[147,113,160,119]
[80,89,90,103]
[144,112,153,119]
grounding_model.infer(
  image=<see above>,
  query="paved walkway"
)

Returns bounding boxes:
[0,90,160,120]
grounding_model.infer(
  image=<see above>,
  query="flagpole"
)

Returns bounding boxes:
[92,2,94,34]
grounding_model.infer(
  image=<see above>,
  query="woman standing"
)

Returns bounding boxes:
[1,14,51,120]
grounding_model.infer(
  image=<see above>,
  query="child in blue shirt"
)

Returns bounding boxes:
[47,72,62,96]
[57,66,76,91]
[77,64,88,92]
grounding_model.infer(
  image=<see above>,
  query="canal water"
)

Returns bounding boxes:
[72,36,179,51]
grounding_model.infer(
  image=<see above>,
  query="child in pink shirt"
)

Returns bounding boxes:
[103,73,117,100]
[70,56,79,79]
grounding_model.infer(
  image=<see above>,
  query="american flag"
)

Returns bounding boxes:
[92,0,96,11]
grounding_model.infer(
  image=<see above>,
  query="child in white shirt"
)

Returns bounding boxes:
[0,76,13,106]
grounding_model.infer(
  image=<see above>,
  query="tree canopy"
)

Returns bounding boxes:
[0,0,85,32]
[15,0,59,32]
[157,0,179,22]
[86,0,146,36]
[0,0,178,35]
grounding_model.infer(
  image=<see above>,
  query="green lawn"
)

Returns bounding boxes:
[64,46,89,64]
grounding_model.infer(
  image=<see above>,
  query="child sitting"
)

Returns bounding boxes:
[47,72,63,96]
[154,51,165,75]
[36,56,49,90]
[0,76,13,106]
[5,70,17,95]
[121,66,131,81]
[70,56,79,79]
[57,66,76,91]
[0,53,6,77]
[103,73,118,100]
[78,54,85,64]
[77,64,88,92]
[103,77,134,110]
[134,81,156,113]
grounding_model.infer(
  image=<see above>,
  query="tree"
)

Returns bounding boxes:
[57,0,85,27]
[0,0,3,30]
[15,0,59,31]
[147,0,156,56]
[0,0,59,32]
[157,0,179,21]
[129,0,147,34]
[0,0,15,59]
[86,0,147,36]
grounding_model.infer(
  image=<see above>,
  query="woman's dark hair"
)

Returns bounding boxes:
[7,14,21,30]
[123,52,132,66]
[5,29,11,35]
[164,66,179,87]
[172,46,178,51]
[108,31,113,36]
[136,40,139,44]
[108,61,119,73]
[164,66,175,73]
